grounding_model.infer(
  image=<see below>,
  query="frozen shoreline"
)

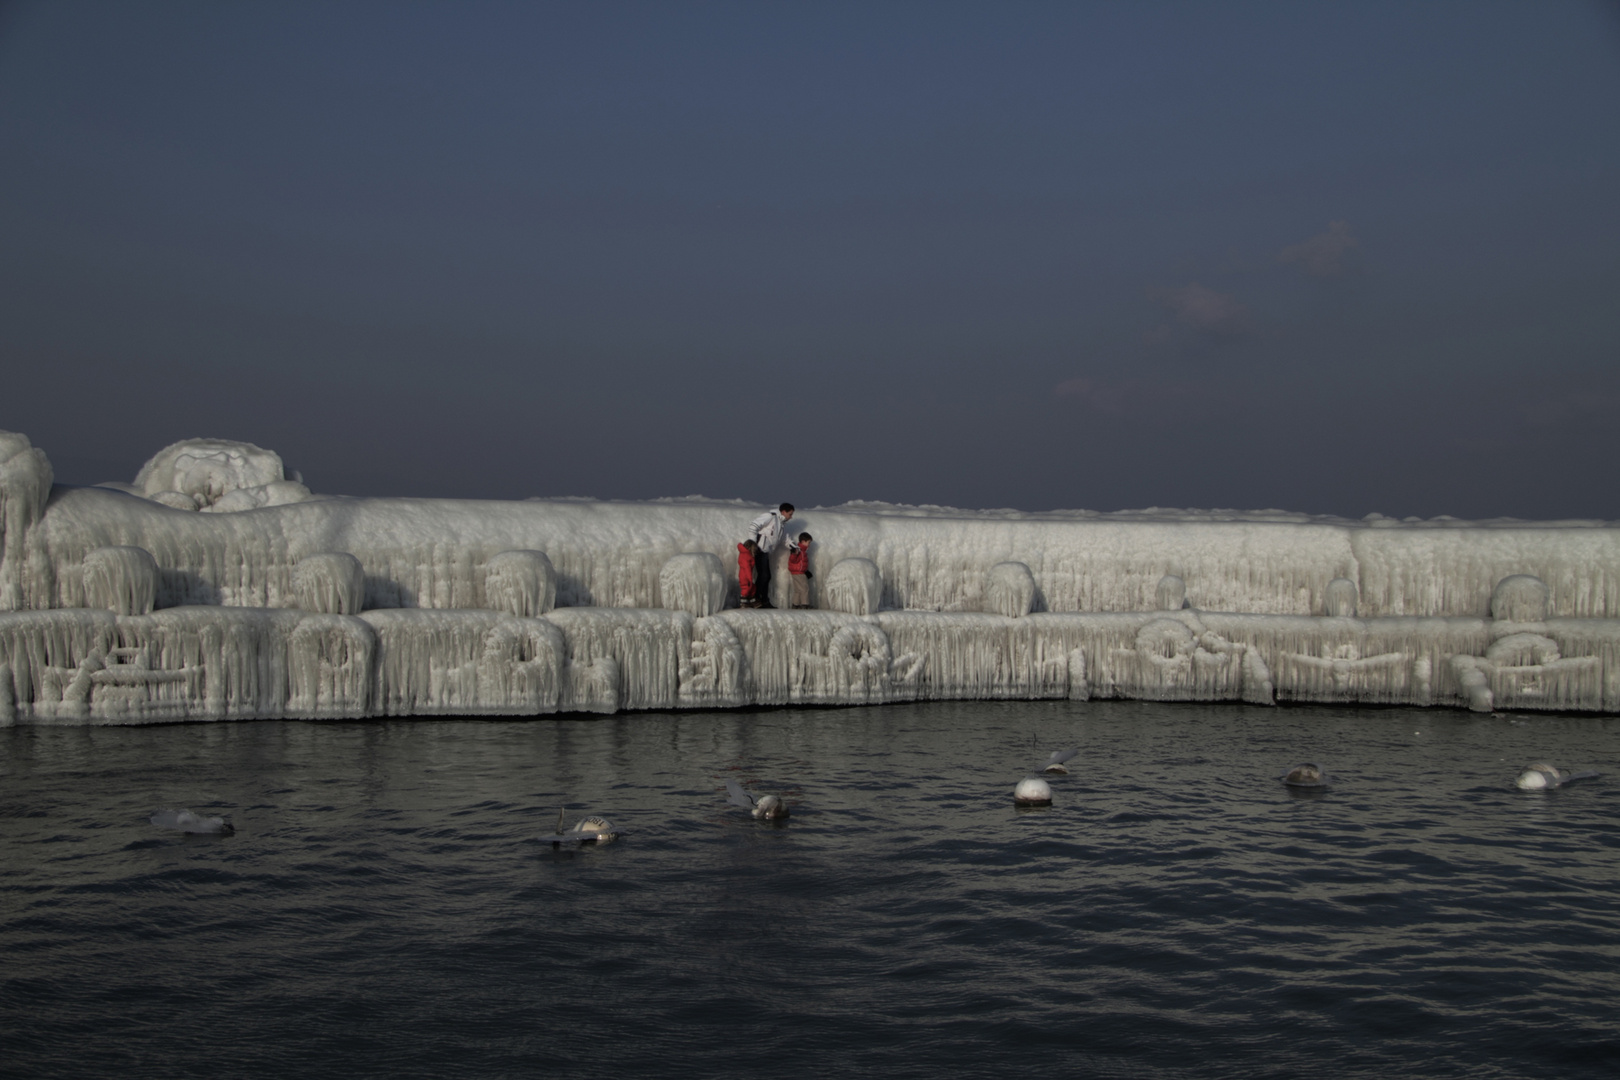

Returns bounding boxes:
[3,430,1617,723]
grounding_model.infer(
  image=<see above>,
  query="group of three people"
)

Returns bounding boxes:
[738,503,813,609]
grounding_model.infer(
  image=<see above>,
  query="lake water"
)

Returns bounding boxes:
[3,701,1617,1079]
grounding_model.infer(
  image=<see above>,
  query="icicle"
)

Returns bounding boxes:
[293,554,365,615]
[82,546,158,616]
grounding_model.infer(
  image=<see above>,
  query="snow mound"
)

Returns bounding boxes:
[294,554,364,615]
[824,559,882,616]
[660,553,728,617]
[483,550,557,617]
[82,546,158,615]
[986,562,1036,618]
[135,438,311,512]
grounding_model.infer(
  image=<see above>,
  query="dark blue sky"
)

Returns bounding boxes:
[3,1,1617,518]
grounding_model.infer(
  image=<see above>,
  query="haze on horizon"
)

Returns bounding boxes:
[2,1,1617,520]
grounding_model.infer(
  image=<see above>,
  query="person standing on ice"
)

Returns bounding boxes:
[737,538,760,607]
[746,503,794,610]
[788,532,813,608]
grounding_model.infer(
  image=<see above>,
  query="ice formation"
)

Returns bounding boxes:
[150,809,234,834]
[724,778,789,820]
[547,815,618,844]
[3,427,1620,724]
[1014,776,1053,805]
[133,438,312,513]
[1281,764,1328,789]
[1513,764,1599,791]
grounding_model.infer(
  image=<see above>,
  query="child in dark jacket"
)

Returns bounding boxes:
[788,533,813,609]
[738,539,760,607]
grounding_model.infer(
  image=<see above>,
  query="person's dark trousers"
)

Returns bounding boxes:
[754,547,774,608]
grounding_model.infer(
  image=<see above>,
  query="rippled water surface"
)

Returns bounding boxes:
[3,702,1618,1079]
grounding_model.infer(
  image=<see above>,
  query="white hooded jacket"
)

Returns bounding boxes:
[749,510,795,554]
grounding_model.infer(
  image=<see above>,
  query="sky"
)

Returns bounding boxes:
[1,1,1617,519]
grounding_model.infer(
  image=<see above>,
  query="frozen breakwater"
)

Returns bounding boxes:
[3,429,1619,724]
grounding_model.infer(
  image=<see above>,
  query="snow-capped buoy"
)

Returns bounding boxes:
[1014,777,1052,805]
[548,810,618,844]
[725,779,790,820]
[1281,763,1328,789]
[1515,763,1599,790]
[1043,747,1079,774]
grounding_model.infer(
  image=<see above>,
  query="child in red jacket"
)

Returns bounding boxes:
[788,532,813,609]
[738,539,760,607]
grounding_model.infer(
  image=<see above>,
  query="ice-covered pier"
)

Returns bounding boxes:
[3,430,1618,724]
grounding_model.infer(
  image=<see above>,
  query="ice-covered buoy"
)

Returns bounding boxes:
[725,778,790,820]
[1515,763,1599,790]
[1043,747,1079,774]
[549,813,618,844]
[150,809,234,835]
[1281,763,1328,788]
[1014,777,1052,805]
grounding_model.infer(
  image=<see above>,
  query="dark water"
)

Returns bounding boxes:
[3,702,1617,1079]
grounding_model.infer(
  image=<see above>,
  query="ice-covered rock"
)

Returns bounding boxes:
[1323,577,1359,617]
[294,553,364,615]
[986,561,1036,618]
[483,550,557,617]
[1491,575,1549,624]
[823,558,882,616]
[0,432,52,610]
[659,552,727,617]
[1452,629,1600,713]
[361,609,564,715]
[82,546,158,616]
[149,491,201,511]
[286,614,374,718]
[4,427,1620,722]
[135,438,289,511]
[206,480,313,513]
[0,661,14,725]
[1155,575,1187,611]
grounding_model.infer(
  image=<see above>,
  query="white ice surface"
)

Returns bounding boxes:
[4,429,1620,721]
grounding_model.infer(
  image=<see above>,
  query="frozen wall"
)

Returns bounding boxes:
[16,482,1620,622]
[3,428,1620,723]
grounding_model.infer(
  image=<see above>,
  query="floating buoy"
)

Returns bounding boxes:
[1014,776,1052,806]
[725,779,790,820]
[1281,763,1328,789]
[1043,747,1079,774]
[1515,763,1599,791]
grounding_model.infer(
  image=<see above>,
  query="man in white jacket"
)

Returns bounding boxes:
[746,503,795,609]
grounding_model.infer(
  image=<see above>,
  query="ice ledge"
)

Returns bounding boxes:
[3,427,1619,720]
[2,604,1616,725]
